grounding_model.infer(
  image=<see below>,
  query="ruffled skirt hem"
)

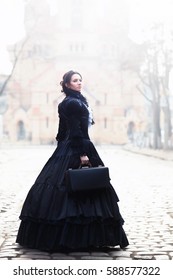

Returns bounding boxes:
[16,140,129,252]
[16,219,129,252]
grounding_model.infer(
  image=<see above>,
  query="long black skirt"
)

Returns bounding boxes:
[16,140,129,251]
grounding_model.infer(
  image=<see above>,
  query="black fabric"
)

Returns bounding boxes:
[62,87,88,106]
[56,93,90,155]
[16,93,129,251]
[66,166,111,192]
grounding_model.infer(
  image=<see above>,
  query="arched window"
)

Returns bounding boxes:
[17,120,26,140]
[104,118,107,129]
[127,121,135,142]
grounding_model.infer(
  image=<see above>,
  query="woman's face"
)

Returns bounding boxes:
[66,73,82,92]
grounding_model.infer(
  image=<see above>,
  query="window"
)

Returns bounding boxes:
[17,120,26,140]
[69,42,85,53]
[104,118,107,129]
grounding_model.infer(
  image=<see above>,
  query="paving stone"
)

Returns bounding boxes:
[14,256,30,260]
[137,251,167,255]
[0,249,20,253]
[51,253,68,257]
[1,245,20,249]
[24,251,50,256]
[15,255,34,259]
[154,255,170,260]
[81,256,113,260]
[17,254,51,260]
[21,254,50,259]
[52,256,76,260]
[11,258,32,260]
[68,252,90,256]
[152,247,173,252]
[0,253,18,257]
[28,255,51,260]
[133,255,154,260]
[125,248,152,252]
[109,251,131,257]
[2,241,14,246]
[114,257,132,260]
[12,249,26,254]
[22,249,43,254]
[0,238,5,247]
[1,146,173,260]
[91,252,110,256]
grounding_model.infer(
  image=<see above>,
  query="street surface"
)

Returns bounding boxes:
[0,145,173,260]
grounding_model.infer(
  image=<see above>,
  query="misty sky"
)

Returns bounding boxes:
[0,0,173,75]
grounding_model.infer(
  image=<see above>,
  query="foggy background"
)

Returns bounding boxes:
[0,0,173,149]
[0,0,173,262]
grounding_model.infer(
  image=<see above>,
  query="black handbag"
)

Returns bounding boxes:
[66,166,111,192]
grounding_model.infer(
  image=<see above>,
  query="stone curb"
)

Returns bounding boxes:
[123,146,173,162]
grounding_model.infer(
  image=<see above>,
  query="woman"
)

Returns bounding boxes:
[16,70,129,252]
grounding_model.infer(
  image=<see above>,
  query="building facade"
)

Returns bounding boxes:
[3,0,148,144]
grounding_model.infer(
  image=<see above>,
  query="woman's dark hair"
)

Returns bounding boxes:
[60,70,82,94]
[60,70,88,106]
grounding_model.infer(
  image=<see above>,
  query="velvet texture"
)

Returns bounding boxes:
[16,90,129,251]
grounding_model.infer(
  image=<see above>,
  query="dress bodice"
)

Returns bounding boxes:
[56,96,90,155]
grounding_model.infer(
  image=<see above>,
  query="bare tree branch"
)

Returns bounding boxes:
[136,85,152,103]
[0,17,40,96]
[137,72,150,88]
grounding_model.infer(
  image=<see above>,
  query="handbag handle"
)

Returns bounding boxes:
[79,162,92,168]
[79,163,104,169]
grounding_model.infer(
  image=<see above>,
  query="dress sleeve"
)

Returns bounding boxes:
[66,99,86,155]
[55,116,66,142]
[55,103,66,143]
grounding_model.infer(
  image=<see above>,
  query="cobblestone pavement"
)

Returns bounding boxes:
[0,145,173,260]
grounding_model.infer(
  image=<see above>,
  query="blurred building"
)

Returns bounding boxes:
[0,74,9,140]
[3,0,147,144]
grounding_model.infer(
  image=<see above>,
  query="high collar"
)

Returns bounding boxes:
[64,87,81,99]
[64,87,88,106]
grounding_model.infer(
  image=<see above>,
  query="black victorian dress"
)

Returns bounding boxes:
[16,91,129,251]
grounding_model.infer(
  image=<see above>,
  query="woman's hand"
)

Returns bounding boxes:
[80,155,90,166]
